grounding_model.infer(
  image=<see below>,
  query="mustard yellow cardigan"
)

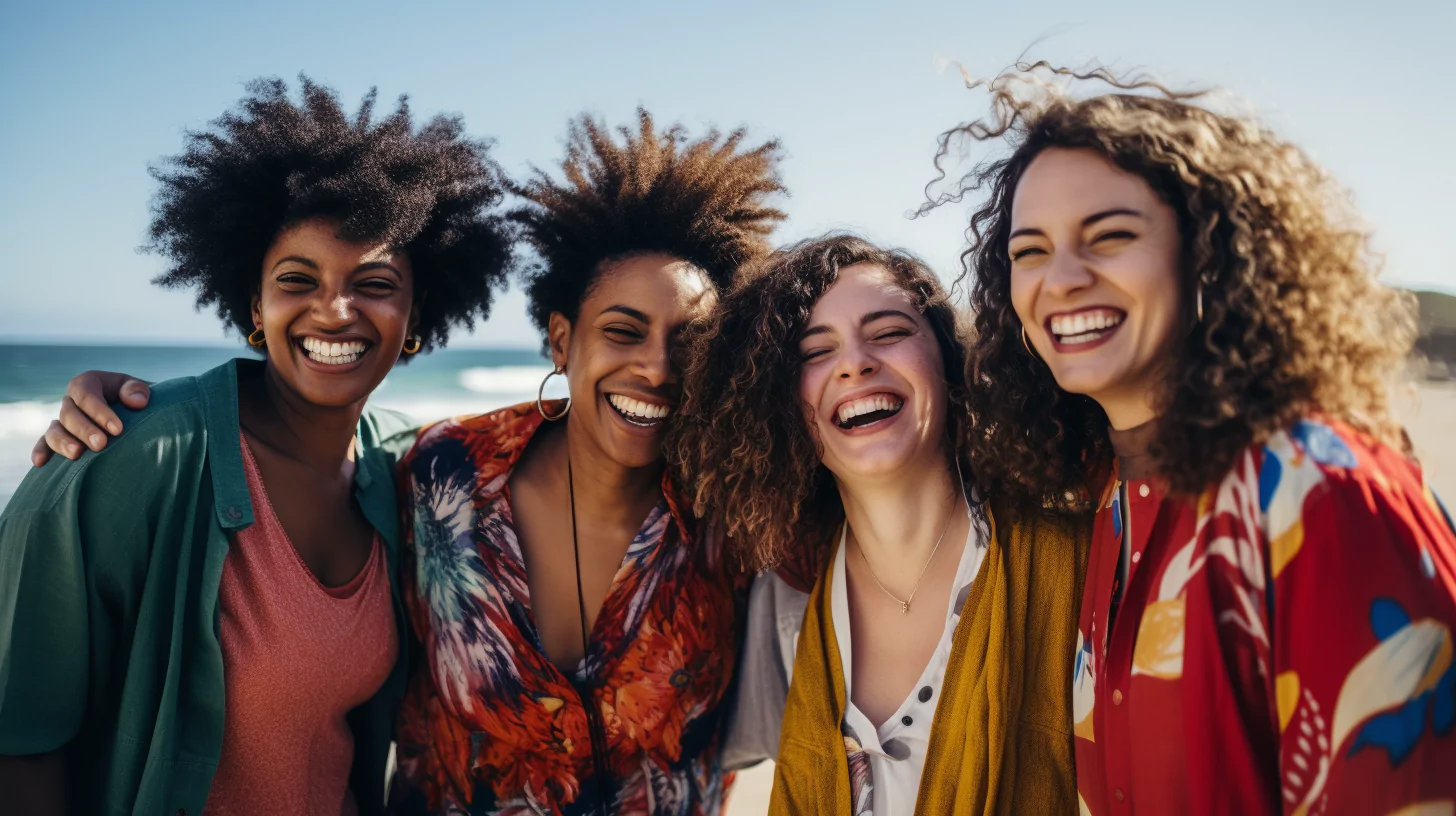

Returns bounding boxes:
[769,501,1092,815]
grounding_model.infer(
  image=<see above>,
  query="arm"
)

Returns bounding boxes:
[0,455,97,814]
[1263,427,1456,813]
[30,372,151,466]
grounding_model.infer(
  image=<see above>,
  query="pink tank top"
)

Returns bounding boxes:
[204,436,398,815]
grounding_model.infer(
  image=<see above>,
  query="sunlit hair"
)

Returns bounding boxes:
[148,75,513,354]
[669,234,970,572]
[511,109,787,343]
[924,62,1417,502]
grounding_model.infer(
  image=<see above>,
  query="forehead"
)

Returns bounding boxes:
[582,252,714,320]
[1011,148,1159,226]
[811,263,917,321]
[267,218,404,266]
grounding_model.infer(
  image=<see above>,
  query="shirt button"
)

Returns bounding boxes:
[901,715,913,727]
[1138,483,1151,498]
[226,506,242,520]
[918,686,933,703]
[1131,551,1141,564]
[1114,788,1125,802]
[1112,689,1124,706]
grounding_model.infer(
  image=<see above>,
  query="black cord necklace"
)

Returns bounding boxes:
[567,454,613,816]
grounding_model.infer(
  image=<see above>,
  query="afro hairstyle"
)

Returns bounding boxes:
[147,75,513,353]
[511,108,787,341]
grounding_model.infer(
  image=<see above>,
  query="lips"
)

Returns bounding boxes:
[1045,308,1125,348]
[298,336,372,366]
[606,392,671,428]
[833,392,905,430]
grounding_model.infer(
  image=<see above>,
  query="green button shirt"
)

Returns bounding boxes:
[0,358,419,816]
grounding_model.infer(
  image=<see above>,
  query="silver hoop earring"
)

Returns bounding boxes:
[537,365,570,421]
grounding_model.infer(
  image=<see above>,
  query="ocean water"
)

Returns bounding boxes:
[0,344,561,511]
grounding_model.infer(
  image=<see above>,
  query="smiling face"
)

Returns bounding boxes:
[1008,147,1185,429]
[549,253,714,470]
[251,217,417,410]
[797,263,949,484]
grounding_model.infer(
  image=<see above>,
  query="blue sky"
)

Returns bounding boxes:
[2,0,1451,348]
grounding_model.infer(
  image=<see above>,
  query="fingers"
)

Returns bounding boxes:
[119,378,150,409]
[39,419,87,464]
[31,434,55,467]
[65,372,128,437]
[58,396,110,453]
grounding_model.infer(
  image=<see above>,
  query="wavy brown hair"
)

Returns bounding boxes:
[925,63,1417,502]
[511,108,787,344]
[669,234,971,571]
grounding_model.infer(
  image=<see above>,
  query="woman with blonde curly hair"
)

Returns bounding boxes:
[934,64,1456,814]
[673,234,1089,815]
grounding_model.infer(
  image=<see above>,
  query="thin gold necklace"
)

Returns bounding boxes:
[852,487,960,615]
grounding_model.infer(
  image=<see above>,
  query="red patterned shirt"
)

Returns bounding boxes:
[391,403,747,815]
[1073,417,1456,815]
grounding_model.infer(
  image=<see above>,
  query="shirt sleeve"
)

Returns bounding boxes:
[0,460,94,754]
[1260,422,1456,814]
[720,572,808,771]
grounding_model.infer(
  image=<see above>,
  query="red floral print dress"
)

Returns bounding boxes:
[391,403,747,815]
[1073,417,1456,815]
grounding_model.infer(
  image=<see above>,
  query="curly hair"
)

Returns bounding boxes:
[923,62,1417,502]
[511,108,787,342]
[669,234,971,572]
[147,75,513,354]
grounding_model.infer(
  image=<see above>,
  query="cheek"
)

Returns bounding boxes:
[1009,273,1037,327]
[797,365,827,422]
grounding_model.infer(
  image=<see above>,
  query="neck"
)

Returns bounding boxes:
[545,414,664,527]
[242,364,364,472]
[837,449,963,571]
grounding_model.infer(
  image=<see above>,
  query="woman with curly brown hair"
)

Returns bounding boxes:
[672,234,1089,815]
[933,64,1456,815]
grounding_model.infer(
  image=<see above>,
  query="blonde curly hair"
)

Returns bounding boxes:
[926,63,1417,501]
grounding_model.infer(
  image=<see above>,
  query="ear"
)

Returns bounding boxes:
[547,311,572,370]
[408,301,422,336]
[250,290,263,333]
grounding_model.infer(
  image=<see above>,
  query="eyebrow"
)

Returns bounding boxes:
[1008,207,1146,241]
[270,257,404,277]
[799,308,918,340]
[602,305,650,323]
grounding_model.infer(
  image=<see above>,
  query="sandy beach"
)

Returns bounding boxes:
[724,382,1456,814]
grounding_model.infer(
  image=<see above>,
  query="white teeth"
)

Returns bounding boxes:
[1050,311,1124,339]
[835,394,905,424]
[607,394,670,421]
[299,337,368,364]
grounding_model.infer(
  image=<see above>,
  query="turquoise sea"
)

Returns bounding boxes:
[0,343,560,511]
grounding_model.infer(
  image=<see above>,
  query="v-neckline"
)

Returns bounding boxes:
[499,482,670,682]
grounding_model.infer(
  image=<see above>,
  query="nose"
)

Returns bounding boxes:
[312,286,357,327]
[634,333,673,388]
[835,337,878,380]
[1041,250,1097,300]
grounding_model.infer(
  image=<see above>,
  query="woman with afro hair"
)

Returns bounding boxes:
[0,76,512,815]
[382,109,785,815]
[937,64,1456,814]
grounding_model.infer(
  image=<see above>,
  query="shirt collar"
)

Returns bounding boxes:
[198,358,253,531]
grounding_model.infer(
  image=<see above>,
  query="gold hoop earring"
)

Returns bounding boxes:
[402,335,422,355]
[1021,325,1041,361]
[1195,283,1205,323]
[247,328,266,347]
[537,365,570,421]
